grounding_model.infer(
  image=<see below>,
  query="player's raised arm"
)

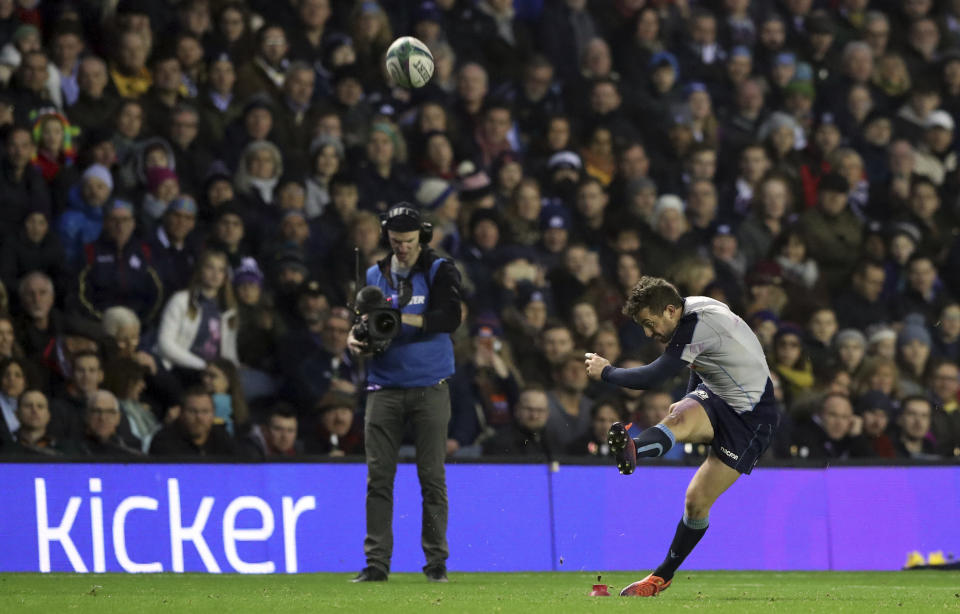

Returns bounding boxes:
[590,352,688,389]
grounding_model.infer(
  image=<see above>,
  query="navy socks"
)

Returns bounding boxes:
[653,514,709,581]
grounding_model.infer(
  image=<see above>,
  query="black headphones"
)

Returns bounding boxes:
[380,203,434,245]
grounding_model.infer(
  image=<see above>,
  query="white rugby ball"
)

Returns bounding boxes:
[385,36,435,89]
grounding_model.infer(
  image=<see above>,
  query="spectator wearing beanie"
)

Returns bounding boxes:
[233,257,281,376]
[641,194,691,277]
[140,167,180,231]
[833,328,867,375]
[29,110,78,189]
[896,318,933,398]
[120,136,177,202]
[416,177,461,256]
[536,203,571,271]
[58,164,113,268]
[151,196,200,297]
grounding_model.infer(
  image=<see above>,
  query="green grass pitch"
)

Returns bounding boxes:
[1,571,957,612]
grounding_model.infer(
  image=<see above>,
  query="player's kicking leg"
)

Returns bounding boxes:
[607,397,714,475]
[620,451,739,596]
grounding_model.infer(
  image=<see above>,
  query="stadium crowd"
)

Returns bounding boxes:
[0,0,958,462]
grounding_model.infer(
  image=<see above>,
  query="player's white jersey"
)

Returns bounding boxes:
[664,296,771,414]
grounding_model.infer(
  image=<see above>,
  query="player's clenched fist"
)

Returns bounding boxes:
[584,352,610,380]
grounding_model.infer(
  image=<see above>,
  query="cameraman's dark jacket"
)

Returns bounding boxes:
[365,247,461,388]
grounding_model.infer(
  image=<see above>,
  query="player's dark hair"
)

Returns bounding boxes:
[623,276,683,321]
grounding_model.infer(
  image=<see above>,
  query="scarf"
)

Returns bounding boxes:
[250,176,279,204]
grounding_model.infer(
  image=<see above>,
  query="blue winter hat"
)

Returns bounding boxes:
[684,81,708,97]
[471,312,503,338]
[234,257,264,286]
[774,322,805,341]
[167,195,197,216]
[794,62,814,82]
[649,51,679,74]
[539,204,571,231]
[82,164,114,192]
[105,199,134,214]
[898,323,932,348]
[750,310,780,326]
[775,52,797,67]
[515,283,547,310]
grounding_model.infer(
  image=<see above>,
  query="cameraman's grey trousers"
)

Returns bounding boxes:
[363,382,451,575]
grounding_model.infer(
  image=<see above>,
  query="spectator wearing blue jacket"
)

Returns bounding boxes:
[58,164,113,269]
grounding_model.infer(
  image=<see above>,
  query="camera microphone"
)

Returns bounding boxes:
[356,286,387,313]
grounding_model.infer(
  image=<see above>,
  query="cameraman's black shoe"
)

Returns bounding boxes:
[424,566,448,583]
[351,566,388,582]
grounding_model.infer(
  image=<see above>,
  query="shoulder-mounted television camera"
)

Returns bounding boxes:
[352,286,401,354]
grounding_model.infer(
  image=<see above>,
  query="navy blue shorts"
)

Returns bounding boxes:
[684,380,781,475]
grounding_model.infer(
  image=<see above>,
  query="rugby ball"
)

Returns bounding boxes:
[385,36,434,89]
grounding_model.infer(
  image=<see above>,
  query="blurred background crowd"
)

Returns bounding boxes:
[0,0,958,462]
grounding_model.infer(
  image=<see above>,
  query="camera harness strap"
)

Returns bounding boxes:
[388,256,447,310]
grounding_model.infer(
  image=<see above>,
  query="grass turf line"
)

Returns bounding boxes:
[1,571,957,613]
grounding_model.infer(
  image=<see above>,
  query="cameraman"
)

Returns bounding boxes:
[348,203,462,583]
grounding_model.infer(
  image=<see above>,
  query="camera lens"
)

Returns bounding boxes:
[374,312,397,334]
